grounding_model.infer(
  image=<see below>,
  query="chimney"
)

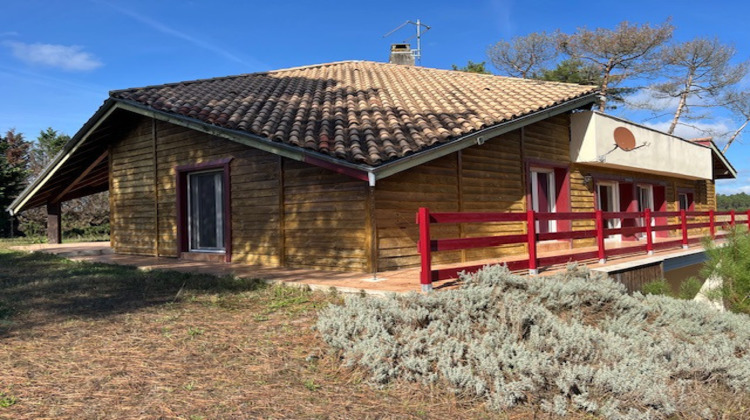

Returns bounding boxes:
[389,44,415,66]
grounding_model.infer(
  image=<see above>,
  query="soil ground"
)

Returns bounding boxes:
[0,244,511,419]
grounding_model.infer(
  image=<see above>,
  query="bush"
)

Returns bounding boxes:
[641,279,670,296]
[702,228,750,314]
[642,277,703,300]
[317,264,750,419]
[678,276,703,300]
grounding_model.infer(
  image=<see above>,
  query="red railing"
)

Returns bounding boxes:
[416,208,748,291]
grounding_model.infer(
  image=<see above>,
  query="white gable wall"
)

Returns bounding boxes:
[570,111,712,180]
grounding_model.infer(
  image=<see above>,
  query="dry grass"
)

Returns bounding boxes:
[0,246,521,419]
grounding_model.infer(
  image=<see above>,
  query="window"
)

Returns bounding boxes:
[637,184,654,212]
[530,168,556,233]
[678,192,694,211]
[188,170,225,252]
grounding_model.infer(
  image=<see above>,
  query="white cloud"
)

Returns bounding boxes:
[624,88,680,111]
[4,41,102,71]
[643,119,733,141]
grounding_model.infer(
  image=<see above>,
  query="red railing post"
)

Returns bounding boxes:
[527,210,538,275]
[731,210,736,228]
[644,208,653,255]
[681,209,688,249]
[416,207,433,292]
[709,209,716,239]
[595,210,606,263]
[746,210,750,231]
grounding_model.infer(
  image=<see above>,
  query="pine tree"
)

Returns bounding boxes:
[0,129,31,237]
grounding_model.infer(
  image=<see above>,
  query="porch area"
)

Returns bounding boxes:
[10,233,726,295]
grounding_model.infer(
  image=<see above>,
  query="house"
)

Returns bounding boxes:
[8,60,735,277]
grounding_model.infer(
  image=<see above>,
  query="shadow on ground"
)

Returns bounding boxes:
[0,250,265,336]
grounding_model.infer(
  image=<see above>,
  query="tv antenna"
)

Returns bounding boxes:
[383,19,431,64]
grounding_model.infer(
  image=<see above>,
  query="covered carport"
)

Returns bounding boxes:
[8,101,141,243]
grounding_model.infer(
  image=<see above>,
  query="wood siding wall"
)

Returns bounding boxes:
[109,117,369,271]
[374,113,719,271]
[109,113,721,274]
[375,114,572,270]
[570,165,716,245]
[282,160,369,272]
[110,118,156,255]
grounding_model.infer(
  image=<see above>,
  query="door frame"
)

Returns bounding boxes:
[187,169,226,253]
[596,180,621,241]
[636,183,655,240]
[530,167,557,233]
[176,158,233,262]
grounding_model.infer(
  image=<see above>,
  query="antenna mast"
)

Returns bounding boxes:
[383,19,431,64]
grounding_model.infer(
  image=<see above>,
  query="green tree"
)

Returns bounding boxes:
[451,60,492,74]
[17,128,110,239]
[0,129,31,237]
[701,228,750,314]
[537,58,602,85]
[717,193,750,211]
[30,127,69,176]
[536,58,636,106]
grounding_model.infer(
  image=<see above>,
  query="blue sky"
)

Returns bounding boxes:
[2,0,749,193]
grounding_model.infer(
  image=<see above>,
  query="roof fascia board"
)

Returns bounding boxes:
[8,100,118,215]
[372,93,598,180]
[114,100,374,179]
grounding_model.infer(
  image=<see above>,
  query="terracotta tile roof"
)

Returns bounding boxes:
[112,60,597,166]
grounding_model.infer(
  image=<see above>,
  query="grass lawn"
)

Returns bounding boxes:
[0,243,501,419]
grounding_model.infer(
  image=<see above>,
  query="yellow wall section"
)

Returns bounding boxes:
[109,117,156,256]
[110,113,721,273]
[109,117,369,271]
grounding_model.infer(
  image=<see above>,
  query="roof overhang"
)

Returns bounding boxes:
[570,111,723,181]
[690,139,737,180]
[8,92,598,215]
[371,92,599,179]
[8,100,121,215]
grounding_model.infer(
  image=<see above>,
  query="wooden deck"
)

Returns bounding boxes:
[10,236,720,295]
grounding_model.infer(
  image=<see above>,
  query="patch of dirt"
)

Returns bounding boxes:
[0,250,509,419]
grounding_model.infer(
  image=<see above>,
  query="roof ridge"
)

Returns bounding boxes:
[110,60,372,95]
[110,60,598,95]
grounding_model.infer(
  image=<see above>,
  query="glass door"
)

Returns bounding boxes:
[597,182,621,240]
[188,170,225,252]
[530,168,556,233]
[636,184,654,240]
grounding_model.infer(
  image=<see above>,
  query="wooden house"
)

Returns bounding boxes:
[8,61,735,275]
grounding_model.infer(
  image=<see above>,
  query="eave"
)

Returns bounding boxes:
[8,92,598,215]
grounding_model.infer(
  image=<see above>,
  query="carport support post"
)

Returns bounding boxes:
[47,202,62,244]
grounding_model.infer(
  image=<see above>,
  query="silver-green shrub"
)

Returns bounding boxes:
[317,264,750,419]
